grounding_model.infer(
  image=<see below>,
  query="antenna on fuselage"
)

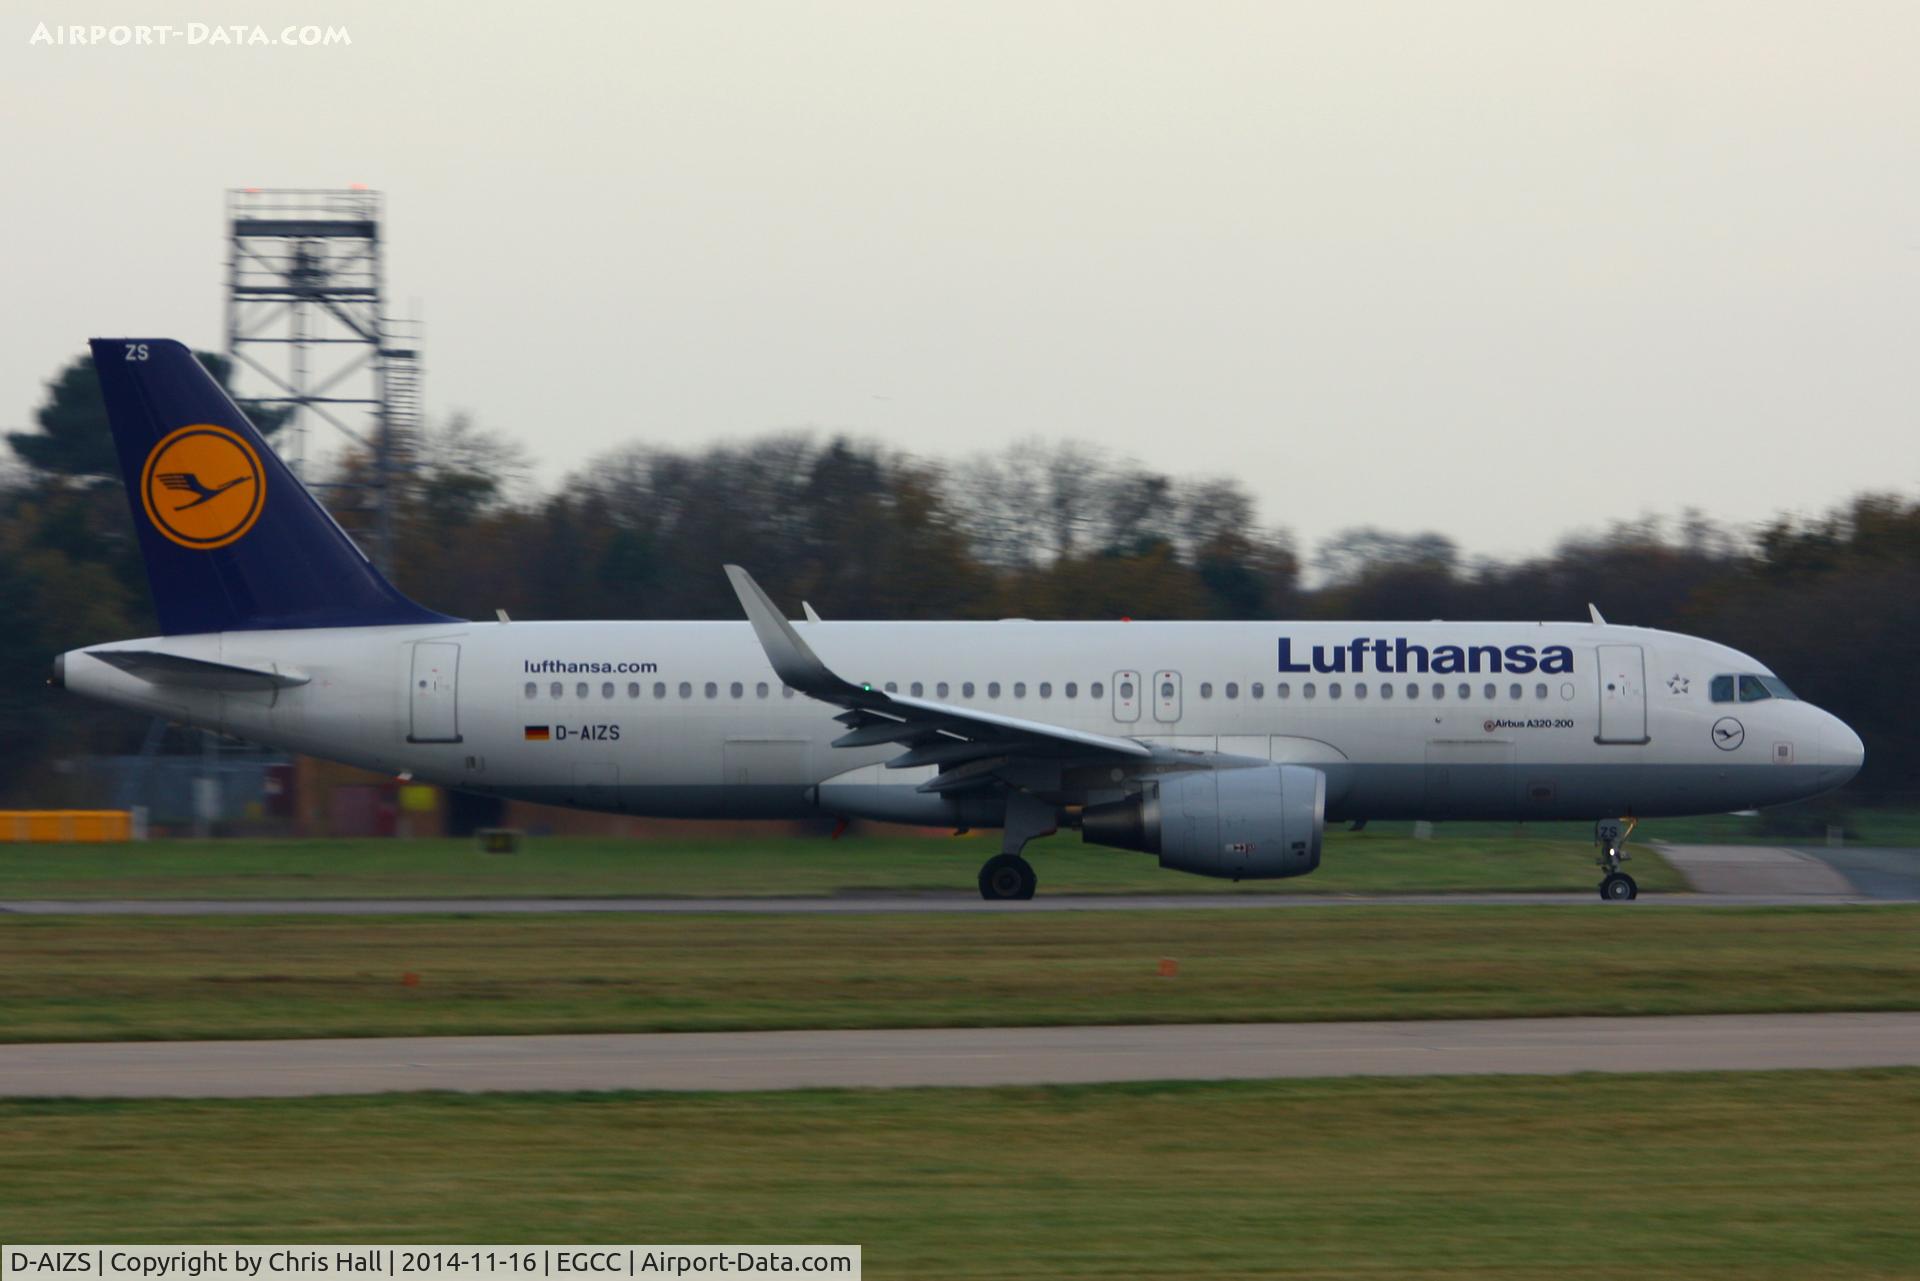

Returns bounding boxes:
[1588,603,1607,625]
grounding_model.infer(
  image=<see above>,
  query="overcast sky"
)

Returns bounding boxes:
[5,1,1915,562]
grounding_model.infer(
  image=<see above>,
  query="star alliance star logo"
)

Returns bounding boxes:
[1668,674,1690,695]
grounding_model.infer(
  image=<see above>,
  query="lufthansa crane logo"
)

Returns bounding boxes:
[1711,717,1746,751]
[139,424,265,550]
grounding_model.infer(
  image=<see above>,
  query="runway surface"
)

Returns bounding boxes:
[4,1013,1916,1097]
[1657,843,1857,896]
[0,889,1895,914]
[2,846,1910,916]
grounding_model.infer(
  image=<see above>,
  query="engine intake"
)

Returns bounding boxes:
[1081,764,1325,880]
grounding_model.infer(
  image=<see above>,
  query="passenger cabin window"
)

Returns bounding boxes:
[575,682,589,699]
[911,681,924,697]
[1013,682,1026,698]
[550,682,563,699]
[1329,682,1342,700]
[937,682,950,698]
[988,682,1001,699]
[1039,681,1052,698]
[1091,681,1105,699]
[1379,683,1392,701]
[704,682,718,699]
[679,682,692,699]
[1277,683,1290,698]
[628,682,640,698]
[1200,682,1213,699]
[1064,682,1077,698]
[1354,683,1367,700]
[964,681,977,698]
[730,681,744,698]
[1226,682,1239,699]
[756,682,769,698]
[1535,682,1548,700]
[1252,682,1264,699]
[524,682,537,699]
[654,681,667,699]
[1508,683,1522,700]
[602,682,615,699]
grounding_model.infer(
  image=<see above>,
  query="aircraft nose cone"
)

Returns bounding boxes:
[1827,716,1865,781]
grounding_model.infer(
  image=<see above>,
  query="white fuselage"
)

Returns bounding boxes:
[63,617,1863,827]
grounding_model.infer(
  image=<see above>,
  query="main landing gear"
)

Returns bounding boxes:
[978,853,1037,900]
[1595,817,1638,901]
[978,791,1056,901]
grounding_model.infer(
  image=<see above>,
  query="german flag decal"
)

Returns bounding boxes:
[524,725,551,741]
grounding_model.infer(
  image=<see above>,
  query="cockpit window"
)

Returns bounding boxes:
[1728,672,1797,702]
[1719,673,1800,703]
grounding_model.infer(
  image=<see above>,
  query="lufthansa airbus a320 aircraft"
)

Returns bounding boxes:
[55,340,1864,900]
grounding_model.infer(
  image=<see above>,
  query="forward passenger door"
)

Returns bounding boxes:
[1595,644,1649,744]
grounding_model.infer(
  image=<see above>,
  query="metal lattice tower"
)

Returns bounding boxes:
[225,187,418,571]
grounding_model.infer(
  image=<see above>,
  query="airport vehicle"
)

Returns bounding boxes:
[54,339,1864,900]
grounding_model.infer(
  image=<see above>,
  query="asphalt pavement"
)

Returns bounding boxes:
[1,845,1910,916]
[4,1012,1916,1098]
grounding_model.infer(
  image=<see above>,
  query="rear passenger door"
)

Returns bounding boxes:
[407,641,461,743]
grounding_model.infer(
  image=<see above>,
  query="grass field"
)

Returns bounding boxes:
[1377,809,1920,846]
[5,1070,1917,1276]
[4,904,1915,1042]
[0,830,1687,899]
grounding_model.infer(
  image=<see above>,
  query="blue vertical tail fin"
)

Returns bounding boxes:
[90,337,457,635]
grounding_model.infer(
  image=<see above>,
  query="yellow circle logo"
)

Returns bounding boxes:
[140,424,266,550]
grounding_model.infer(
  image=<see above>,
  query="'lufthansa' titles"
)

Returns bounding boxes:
[1278,637,1574,675]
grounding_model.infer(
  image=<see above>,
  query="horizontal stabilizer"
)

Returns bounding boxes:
[87,649,309,691]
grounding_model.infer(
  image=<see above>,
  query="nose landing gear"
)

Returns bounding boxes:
[1595,817,1639,901]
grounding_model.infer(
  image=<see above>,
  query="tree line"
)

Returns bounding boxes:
[3,351,1914,807]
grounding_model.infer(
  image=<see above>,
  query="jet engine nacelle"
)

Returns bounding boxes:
[1081,764,1326,880]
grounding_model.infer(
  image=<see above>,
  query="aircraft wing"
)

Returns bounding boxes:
[725,565,1150,791]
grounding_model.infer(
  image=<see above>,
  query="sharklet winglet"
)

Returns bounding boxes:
[724,565,870,704]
